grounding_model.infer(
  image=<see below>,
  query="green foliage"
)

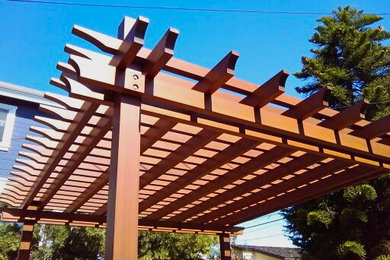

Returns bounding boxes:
[307,209,335,227]
[343,184,377,203]
[138,231,218,260]
[374,240,390,259]
[284,169,390,260]
[284,7,390,260]
[0,223,217,259]
[337,241,366,259]
[0,223,20,260]
[294,6,390,118]
[30,225,105,260]
[375,256,390,260]
[51,227,105,260]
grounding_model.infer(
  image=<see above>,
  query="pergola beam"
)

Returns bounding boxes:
[110,16,149,69]
[192,51,239,94]
[59,71,390,166]
[240,70,288,108]
[144,28,179,77]
[0,208,243,235]
[319,100,367,130]
[351,114,390,139]
[282,87,331,120]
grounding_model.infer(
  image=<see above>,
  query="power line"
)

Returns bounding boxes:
[251,211,280,220]
[237,233,284,242]
[2,0,390,16]
[244,218,284,230]
[335,100,390,110]
[243,221,283,235]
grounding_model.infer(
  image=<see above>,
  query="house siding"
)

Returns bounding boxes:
[0,96,46,179]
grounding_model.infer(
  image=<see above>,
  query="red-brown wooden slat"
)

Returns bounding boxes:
[139,138,259,213]
[72,25,121,55]
[21,102,100,209]
[319,100,367,130]
[141,119,176,154]
[250,168,387,223]
[351,115,390,139]
[190,158,349,224]
[216,165,383,226]
[192,51,239,94]
[282,87,331,120]
[0,208,243,235]
[147,146,294,220]
[181,154,323,222]
[240,70,288,108]
[143,28,179,77]
[64,170,109,213]
[36,111,112,209]
[139,129,220,189]
[110,16,149,69]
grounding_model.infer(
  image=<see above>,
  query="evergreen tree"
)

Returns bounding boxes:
[283,6,390,260]
[295,6,390,118]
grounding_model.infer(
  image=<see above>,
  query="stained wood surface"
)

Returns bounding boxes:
[1,15,390,233]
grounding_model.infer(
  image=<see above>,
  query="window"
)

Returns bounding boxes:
[243,252,253,260]
[0,103,17,151]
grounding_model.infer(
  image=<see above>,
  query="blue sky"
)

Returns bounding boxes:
[1,0,390,248]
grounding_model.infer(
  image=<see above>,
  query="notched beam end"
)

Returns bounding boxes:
[50,78,69,92]
[65,44,113,63]
[57,62,76,75]
[283,86,332,120]
[192,51,240,94]
[64,44,89,60]
[118,16,149,42]
[351,114,390,140]
[164,27,180,53]
[113,16,150,69]
[240,70,289,107]
[319,100,368,130]
[72,25,120,54]
[144,27,180,77]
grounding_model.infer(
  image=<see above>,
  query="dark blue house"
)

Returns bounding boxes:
[0,81,55,193]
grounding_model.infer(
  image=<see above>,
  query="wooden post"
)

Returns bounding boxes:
[16,220,35,260]
[105,94,141,260]
[219,233,232,260]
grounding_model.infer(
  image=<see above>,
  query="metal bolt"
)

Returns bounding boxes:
[133,84,139,90]
[133,74,139,80]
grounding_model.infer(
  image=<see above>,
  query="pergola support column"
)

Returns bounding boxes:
[219,233,232,260]
[16,220,35,260]
[105,94,141,260]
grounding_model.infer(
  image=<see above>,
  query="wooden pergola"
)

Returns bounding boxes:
[1,16,390,260]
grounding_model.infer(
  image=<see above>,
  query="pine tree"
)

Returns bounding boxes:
[283,6,390,260]
[295,6,390,118]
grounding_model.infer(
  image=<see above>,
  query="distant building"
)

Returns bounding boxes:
[232,245,301,260]
[0,82,54,193]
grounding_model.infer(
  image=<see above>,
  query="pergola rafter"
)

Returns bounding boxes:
[0,16,389,260]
